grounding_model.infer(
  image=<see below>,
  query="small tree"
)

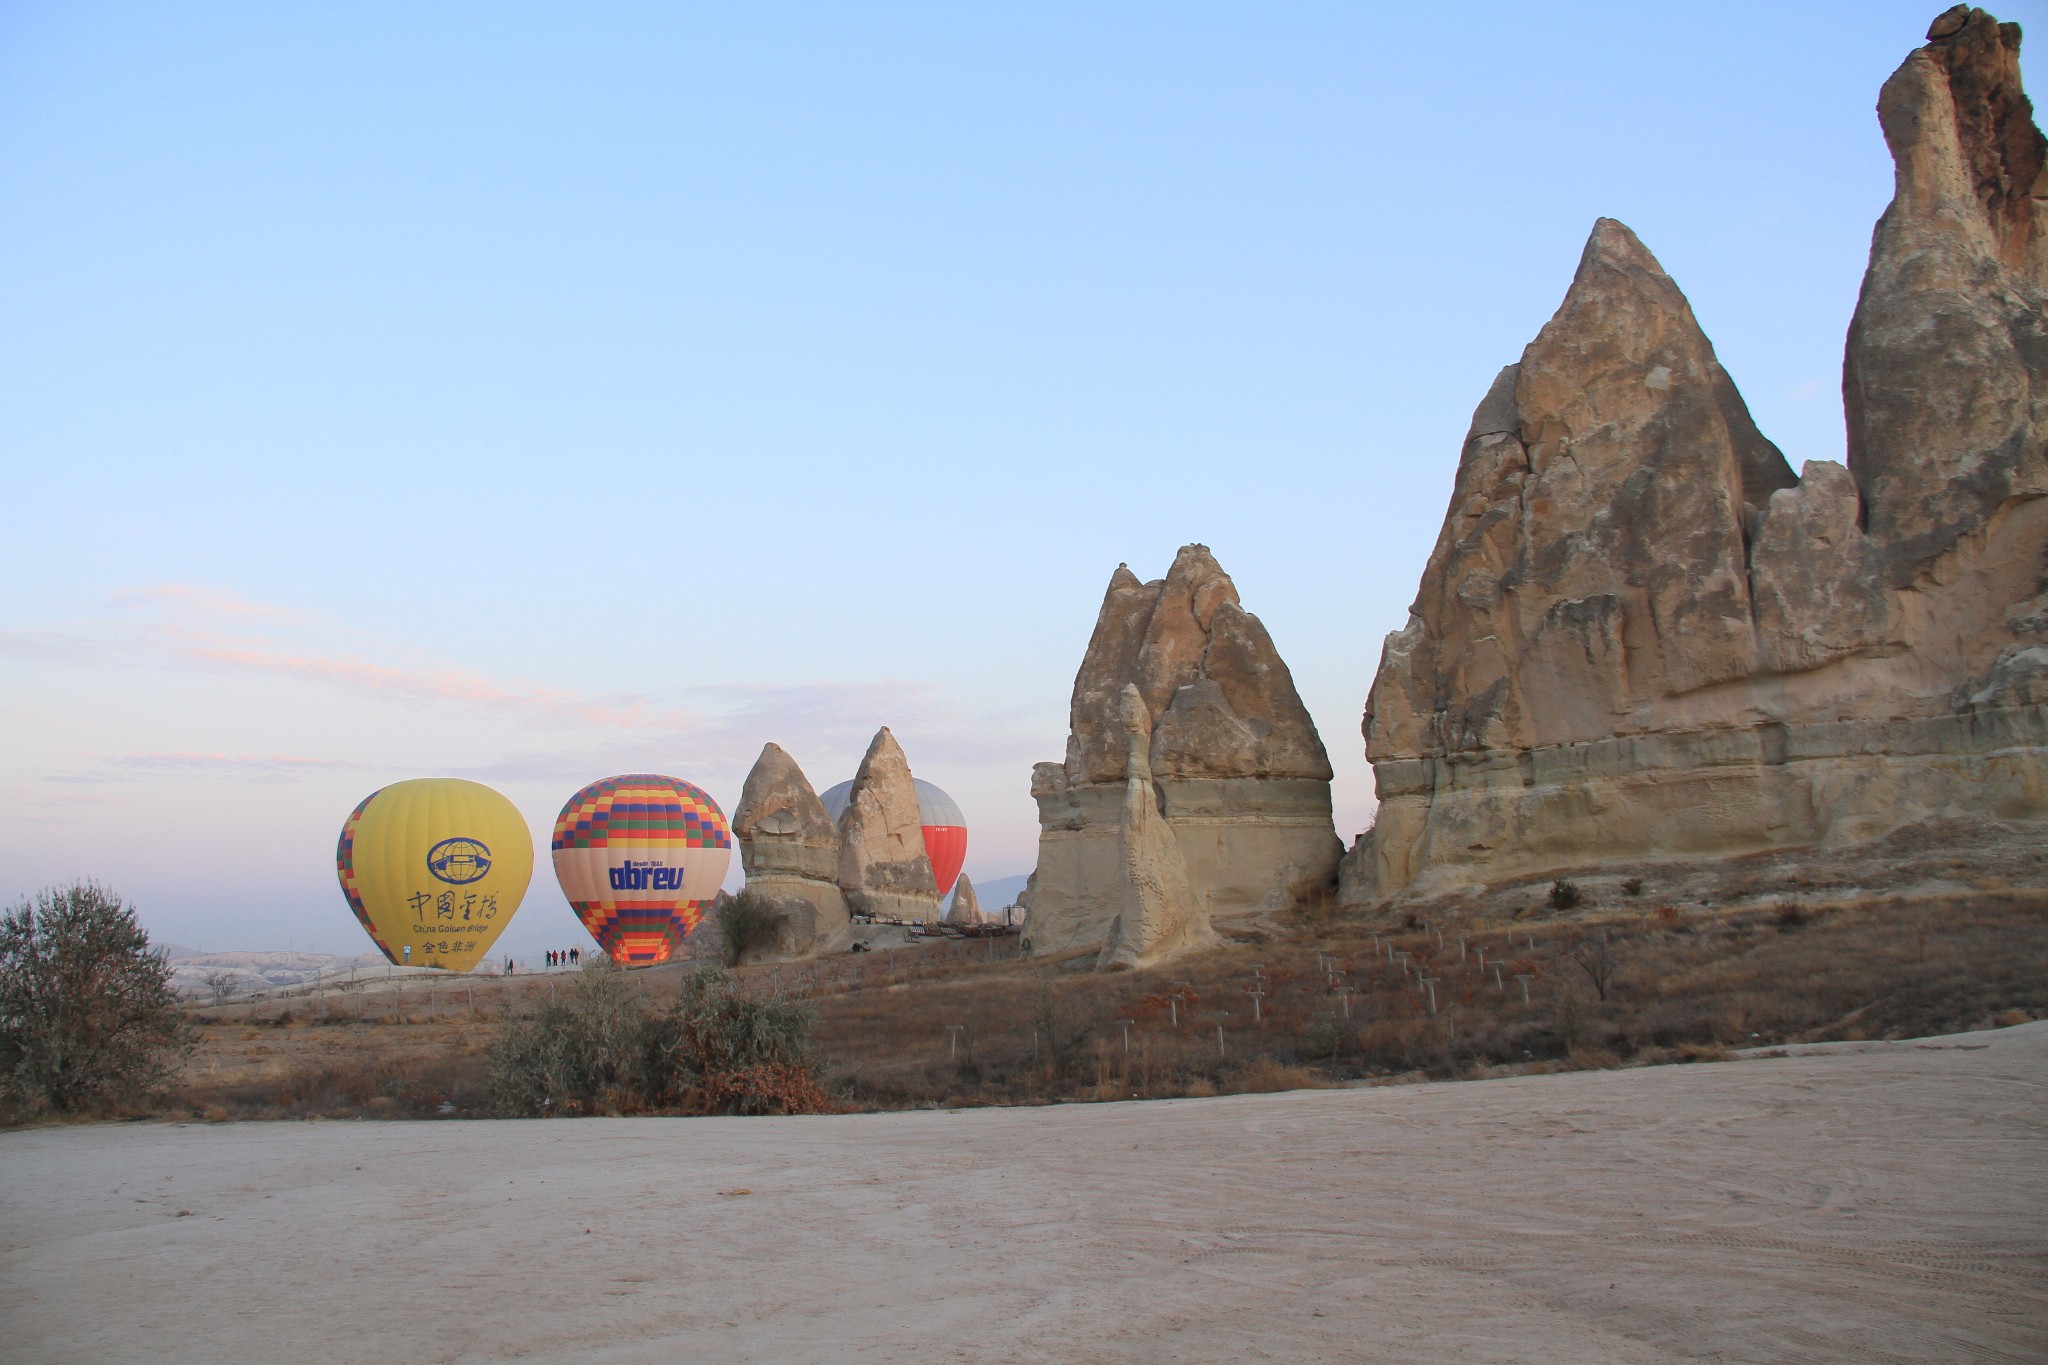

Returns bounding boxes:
[717,889,782,966]
[0,882,191,1117]
[1567,931,1618,1002]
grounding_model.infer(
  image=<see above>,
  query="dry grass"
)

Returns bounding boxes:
[155,893,2048,1119]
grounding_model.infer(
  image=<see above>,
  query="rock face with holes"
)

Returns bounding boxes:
[731,742,850,955]
[836,727,945,924]
[1024,545,1342,960]
[1341,7,2048,910]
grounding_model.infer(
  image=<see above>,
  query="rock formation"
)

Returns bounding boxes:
[1846,5,2048,581]
[1025,545,1342,958]
[1342,7,2048,910]
[836,727,945,923]
[947,874,986,926]
[1098,685,1216,969]
[731,743,850,954]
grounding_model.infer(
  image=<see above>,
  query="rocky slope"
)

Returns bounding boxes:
[1342,6,2048,910]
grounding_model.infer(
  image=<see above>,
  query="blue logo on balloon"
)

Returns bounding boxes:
[427,836,492,885]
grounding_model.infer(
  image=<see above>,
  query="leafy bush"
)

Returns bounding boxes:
[718,889,782,966]
[0,881,191,1117]
[651,968,832,1114]
[1548,879,1583,911]
[488,962,833,1116]
[487,963,649,1116]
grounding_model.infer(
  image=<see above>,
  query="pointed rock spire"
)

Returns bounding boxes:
[836,727,941,923]
[1063,545,1330,786]
[1845,6,2048,581]
[731,742,847,956]
[733,743,837,853]
[947,873,986,926]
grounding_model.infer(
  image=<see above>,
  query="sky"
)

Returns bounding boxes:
[4,1,2039,956]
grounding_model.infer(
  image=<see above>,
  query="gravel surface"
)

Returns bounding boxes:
[4,1023,2044,1363]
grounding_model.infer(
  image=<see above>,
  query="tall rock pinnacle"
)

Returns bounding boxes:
[1846,5,2048,580]
[1024,545,1341,960]
[1344,9,2048,912]
[836,727,942,923]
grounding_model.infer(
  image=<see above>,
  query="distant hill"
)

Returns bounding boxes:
[969,874,1030,911]
[167,949,383,998]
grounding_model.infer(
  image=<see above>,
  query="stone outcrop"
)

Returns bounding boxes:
[1098,686,1216,969]
[1025,545,1342,958]
[836,727,944,924]
[1342,8,2048,910]
[731,743,850,955]
[1846,5,2048,581]
[947,874,986,926]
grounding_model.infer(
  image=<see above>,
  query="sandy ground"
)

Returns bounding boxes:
[3,1026,2043,1364]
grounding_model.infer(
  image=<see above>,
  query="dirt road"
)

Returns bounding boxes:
[4,1024,2043,1363]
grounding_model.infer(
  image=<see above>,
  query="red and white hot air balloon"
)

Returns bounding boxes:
[819,777,968,896]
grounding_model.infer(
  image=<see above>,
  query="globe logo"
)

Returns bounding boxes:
[426,836,493,885]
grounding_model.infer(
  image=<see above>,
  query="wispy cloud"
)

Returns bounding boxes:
[106,752,373,780]
[161,627,693,730]
[107,583,304,620]
[12,582,1047,778]
[0,628,117,667]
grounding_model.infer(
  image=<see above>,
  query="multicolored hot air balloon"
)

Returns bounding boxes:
[819,777,968,896]
[336,778,534,971]
[552,774,732,965]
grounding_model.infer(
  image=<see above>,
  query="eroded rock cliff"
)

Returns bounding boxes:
[1343,7,2048,910]
[1026,545,1341,958]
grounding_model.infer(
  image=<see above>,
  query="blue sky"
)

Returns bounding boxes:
[3,1,2035,955]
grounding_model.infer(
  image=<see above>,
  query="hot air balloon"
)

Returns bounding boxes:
[335,778,534,971]
[551,774,732,965]
[819,777,968,896]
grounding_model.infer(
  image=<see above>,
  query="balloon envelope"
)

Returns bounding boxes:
[336,778,534,970]
[552,774,732,965]
[818,777,968,895]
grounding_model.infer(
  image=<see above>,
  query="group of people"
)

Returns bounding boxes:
[545,947,582,969]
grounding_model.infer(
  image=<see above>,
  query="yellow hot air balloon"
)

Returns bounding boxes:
[336,778,533,971]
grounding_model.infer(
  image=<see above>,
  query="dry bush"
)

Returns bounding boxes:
[1,881,191,1119]
[802,894,2048,1107]
[489,962,833,1117]
[718,890,782,967]
[161,892,2048,1120]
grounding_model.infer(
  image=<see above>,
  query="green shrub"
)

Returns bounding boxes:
[488,962,832,1116]
[0,881,191,1117]
[718,890,782,966]
[487,962,649,1116]
[644,966,830,1114]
